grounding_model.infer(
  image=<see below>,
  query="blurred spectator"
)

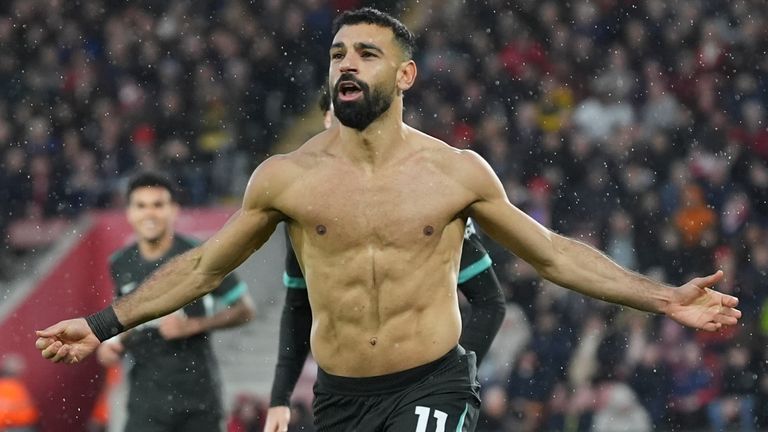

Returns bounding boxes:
[630,342,672,428]
[536,76,574,133]
[227,393,267,432]
[640,79,684,134]
[506,349,550,432]
[0,148,30,223]
[674,184,717,248]
[478,303,531,384]
[592,45,636,102]
[86,366,121,432]
[707,344,758,432]
[605,209,638,270]
[572,89,635,142]
[476,384,511,432]
[667,341,718,431]
[287,401,315,431]
[591,381,651,432]
[731,100,768,162]
[567,313,605,388]
[0,354,39,432]
[561,383,596,432]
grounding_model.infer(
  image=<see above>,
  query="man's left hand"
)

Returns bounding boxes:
[665,270,741,331]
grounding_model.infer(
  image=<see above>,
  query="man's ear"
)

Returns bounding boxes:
[396,60,417,92]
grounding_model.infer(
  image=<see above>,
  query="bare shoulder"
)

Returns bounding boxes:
[243,131,333,209]
[408,127,499,194]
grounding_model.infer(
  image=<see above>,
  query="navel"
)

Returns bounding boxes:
[369,337,378,346]
[423,225,434,236]
[316,224,327,235]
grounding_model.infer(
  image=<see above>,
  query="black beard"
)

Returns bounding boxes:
[332,76,393,131]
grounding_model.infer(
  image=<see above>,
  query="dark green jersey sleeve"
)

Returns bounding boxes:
[210,272,248,306]
[271,228,312,406]
[457,222,506,365]
[175,234,248,307]
[269,287,312,407]
[458,219,493,281]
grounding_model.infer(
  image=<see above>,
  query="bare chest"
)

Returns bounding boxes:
[280,162,469,250]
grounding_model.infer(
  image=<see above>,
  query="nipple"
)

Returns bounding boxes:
[423,225,434,236]
[316,224,327,235]
[369,337,377,346]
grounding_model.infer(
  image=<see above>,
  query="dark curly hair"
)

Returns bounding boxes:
[332,8,416,59]
[127,171,176,202]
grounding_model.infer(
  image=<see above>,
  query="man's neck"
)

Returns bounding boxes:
[337,99,409,170]
[138,233,174,261]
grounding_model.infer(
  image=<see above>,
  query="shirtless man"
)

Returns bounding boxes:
[36,8,741,432]
[265,92,506,431]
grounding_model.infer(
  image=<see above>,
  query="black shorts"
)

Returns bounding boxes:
[313,346,481,432]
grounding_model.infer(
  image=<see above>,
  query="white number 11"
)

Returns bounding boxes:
[414,406,447,432]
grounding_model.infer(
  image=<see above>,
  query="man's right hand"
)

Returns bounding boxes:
[264,405,291,432]
[35,318,101,364]
[96,338,125,366]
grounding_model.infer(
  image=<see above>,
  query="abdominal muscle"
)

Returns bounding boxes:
[305,250,463,377]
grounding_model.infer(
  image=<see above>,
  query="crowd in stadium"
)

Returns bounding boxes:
[2,0,768,430]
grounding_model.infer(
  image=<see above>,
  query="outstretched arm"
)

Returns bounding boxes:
[459,151,740,331]
[36,157,291,363]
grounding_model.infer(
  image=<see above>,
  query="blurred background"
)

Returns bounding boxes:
[1,0,767,431]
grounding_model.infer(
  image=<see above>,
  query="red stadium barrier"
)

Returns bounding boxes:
[0,208,236,432]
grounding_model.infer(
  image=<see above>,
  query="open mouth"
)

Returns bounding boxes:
[141,221,158,231]
[337,81,363,101]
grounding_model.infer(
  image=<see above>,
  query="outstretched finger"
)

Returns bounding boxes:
[717,306,742,320]
[720,294,739,308]
[713,312,739,326]
[691,270,724,289]
[36,322,65,339]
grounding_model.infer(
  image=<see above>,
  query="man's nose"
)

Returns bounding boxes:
[339,56,358,74]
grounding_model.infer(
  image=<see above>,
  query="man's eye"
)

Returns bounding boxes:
[361,52,376,58]
[331,53,343,59]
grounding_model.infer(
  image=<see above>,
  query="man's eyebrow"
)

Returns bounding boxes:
[354,42,384,54]
[330,41,384,53]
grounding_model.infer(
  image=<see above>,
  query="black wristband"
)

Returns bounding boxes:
[85,306,125,342]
